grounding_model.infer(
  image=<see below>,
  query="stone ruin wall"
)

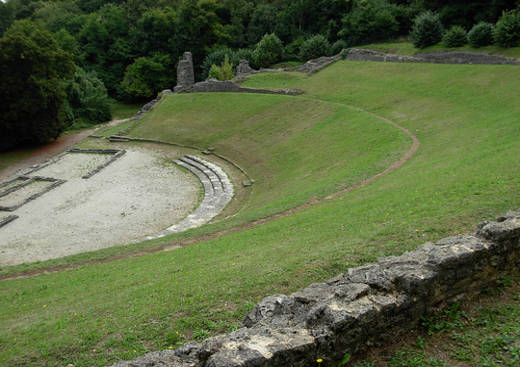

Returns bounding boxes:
[113,209,520,367]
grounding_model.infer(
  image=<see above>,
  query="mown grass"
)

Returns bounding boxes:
[358,40,520,59]
[130,93,409,221]
[1,61,519,367]
[109,100,141,120]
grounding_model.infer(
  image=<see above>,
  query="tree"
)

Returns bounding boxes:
[299,34,331,61]
[494,10,520,47]
[62,68,112,126]
[120,54,174,101]
[0,20,75,151]
[208,54,234,80]
[409,11,444,48]
[253,33,284,68]
[339,0,399,46]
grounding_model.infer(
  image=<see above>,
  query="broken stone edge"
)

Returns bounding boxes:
[112,209,520,367]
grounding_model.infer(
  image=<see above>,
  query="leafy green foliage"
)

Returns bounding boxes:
[63,68,112,126]
[332,39,348,55]
[410,11,444,48]
[339,0,399,46]
[443,26,467,47]
[253,33,284,68]
[299,34,331,61]
[468,22,495,47]
[284,37,305,61]
[208,54,234,80]
[120,54,174,101]
[0,20,75,151]
[494,10,520,47]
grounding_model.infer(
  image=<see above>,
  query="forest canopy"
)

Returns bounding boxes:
[1,0,519,149]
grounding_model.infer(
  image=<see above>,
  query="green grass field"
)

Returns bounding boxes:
[1,60,519,367]
[357,40,520,59]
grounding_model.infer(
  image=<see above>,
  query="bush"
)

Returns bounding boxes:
[299,34,331,61]
[338,0,399,46]
[331,40,348,55]
[253,33,284,68]
[63,68,112,126]
[410,11,444,48]
[468,22,494,47]
[120,54,174,101]
[340,48,351,59]
[284,37,305,61]
[201,48,238,79]
[208,55,234,81]
[494,10,520,47]
[443,26,467,47]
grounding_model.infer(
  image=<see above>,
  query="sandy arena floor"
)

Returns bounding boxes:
[0,147,201,266]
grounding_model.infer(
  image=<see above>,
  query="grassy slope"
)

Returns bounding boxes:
[350,274,520,367]
[129,93,408,220]
[1,61,519,367]
[358,41,520,59]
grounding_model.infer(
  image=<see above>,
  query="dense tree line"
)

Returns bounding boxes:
[0,0,519,150]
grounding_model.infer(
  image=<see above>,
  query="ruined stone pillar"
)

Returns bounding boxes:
[174,52,195,92]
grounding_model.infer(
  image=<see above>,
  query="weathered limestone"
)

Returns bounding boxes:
[287,55,342,74]
[175,52,195,92]
[236,59,255,75]
[145,155,234,240]
[178,78,304,96]
[113,210,520,367]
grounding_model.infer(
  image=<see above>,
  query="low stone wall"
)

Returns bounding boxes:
[113,209,520,367]
[345,48,520,65]
[180,79,304,96]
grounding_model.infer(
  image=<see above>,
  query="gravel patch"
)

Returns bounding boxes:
[0,148,201,266]
[0,180,55,208]
[29,152,114,180]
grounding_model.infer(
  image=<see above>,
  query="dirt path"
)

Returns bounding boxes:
[0,130,93,180]
[0,103,419,281]
[0,118,132,181]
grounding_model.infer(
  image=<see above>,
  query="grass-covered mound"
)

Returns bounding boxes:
[129,93,409,220]
[1,60,519,367]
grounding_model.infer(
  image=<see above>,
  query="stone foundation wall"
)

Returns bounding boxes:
[113,209,520,367]
[345,48,520,65]
[180,79,304,96]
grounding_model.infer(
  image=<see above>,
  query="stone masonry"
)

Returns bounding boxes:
[113,209,520,367]
[175,52,195,92]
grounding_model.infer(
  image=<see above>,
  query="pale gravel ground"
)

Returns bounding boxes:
[0,180,54,208]
[0,148,200,266]
[30,152,113,180]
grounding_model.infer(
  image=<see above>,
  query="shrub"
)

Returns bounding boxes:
[253,33,283,68]
[410,11,444,48]
[338,0,399,46]
[201,48,238,79]
[468,22,494,47]
[332,40,348,55]
[299,34,331,61]
[120,54,174,101]
[63,68,112,126]
[340,48,351,59]
[443,26,467,47]
[208,55,234,81]
[494,10,520,47]
[284,37,305,61]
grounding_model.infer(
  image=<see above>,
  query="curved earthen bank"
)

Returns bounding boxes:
[113,210,520,367]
